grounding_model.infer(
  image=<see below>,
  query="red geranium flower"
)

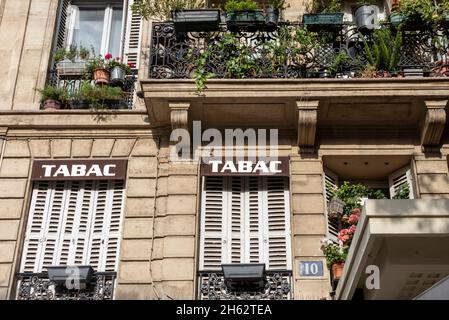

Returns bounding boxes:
[128,62,135,68]
[105,53,113,59]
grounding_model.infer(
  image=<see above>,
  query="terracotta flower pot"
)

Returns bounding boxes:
[42,99,61,111]
[331,262,345,280]
[93,68,111,85]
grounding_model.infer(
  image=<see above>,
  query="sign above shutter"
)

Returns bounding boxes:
[31,160,128,181]
[201,157,289,177]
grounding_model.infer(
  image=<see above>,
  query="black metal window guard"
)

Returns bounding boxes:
[46,69,137,110]
[198,270,293,300]
[16,271,116,300]
[149,22,449,80]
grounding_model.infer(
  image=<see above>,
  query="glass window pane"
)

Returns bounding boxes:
[108,8,123,58]
[72,8,105,57]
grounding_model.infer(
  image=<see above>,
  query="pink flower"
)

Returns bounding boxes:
[349,225,357,234]
[105,53,113,59]
[348,214,359,225]
[352,208,361,215]
[128,62,135,68]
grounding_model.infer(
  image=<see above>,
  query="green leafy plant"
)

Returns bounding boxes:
[360,28,402,72]
[73,83,124,109]
[225,0,258,12]
[392,183,410,199]
[398,0,438,25]
[306,0,343,13]
[356,0,378,6]
[78,46,91,60]
[321,241,347,267]
[131,0,205,21]
[37,85,69,105]
[54,45,91,62]
[269,0,289,10]
[329,51,350,74]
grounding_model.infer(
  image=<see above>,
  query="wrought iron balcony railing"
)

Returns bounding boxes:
[198,270,293,300]
[46,69,137,110]
[16,272,116,300]
[149,22,449,80]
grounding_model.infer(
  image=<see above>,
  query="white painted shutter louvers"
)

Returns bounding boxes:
[123,0,142,70]
[324,169,340,243]
[389,166,415,199]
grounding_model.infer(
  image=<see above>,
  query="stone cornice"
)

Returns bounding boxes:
[297,100,319,154]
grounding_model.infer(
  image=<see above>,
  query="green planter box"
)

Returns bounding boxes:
[172,9,221,33]
[303,13,344,28]
[389,12,405,26]
[226,10,266,32]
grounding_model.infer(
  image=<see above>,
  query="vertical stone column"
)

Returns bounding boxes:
[414,154,449,199]
[290,155,331,300]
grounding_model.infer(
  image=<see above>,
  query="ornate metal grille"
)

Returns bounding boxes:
[150,22,449,79]
[16,272,116,300]
[198,271,293,300]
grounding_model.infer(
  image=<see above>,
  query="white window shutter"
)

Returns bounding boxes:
[123,0,142,70]
[199,176,227,270]
[227,177,244,264]
[55,0,72,49]
[324,168,340,242]
[263,177,292,270]
[389,166,415,199]
[245,177,263,264]
[20,182,53,273]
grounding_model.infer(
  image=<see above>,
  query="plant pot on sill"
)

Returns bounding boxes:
[110,66,126,84]
[302,13,344,31]
[172,9,221,33]
[331,262,345,280]
[93,68,110,85]
[355,5,379,31]
[42,98,62,111]
[103,99,128,110]
[226,10,266,32]
[56,59,87,76]
[265,8,280,31]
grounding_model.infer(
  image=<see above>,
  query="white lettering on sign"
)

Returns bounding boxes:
[209,160,284,174]
[41,164,118,178]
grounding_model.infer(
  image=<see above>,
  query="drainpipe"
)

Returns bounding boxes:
[0,133,7,173]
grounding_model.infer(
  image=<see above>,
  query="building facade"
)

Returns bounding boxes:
[0,0,449,300]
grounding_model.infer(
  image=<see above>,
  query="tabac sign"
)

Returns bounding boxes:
[201,157,289,176]
[31,160,128,181]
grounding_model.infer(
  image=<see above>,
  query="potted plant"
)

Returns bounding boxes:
[225,0,266,32]
[302,0,344,30]
[37,85,69,111]
[70,82,126,109]
[172,8,221,33]
[55,45,91,76]
[264,0,289,31]
[321,240,347,280]
[85,54,111,85]
[329,51,352,77]
[131,0,206,21]
[390,0,437,30]
[354,0,380,31]
[105,55,134,85]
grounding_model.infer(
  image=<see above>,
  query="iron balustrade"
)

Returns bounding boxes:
[198,270,293,300]
[149,22,449,80]
[16,271,116,300]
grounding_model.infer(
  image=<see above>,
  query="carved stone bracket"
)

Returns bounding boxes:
[169,101,191,131]
[421,100,447,153]
[297,100,319,154]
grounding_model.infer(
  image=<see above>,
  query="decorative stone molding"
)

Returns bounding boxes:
[297,100,319,153]
[169,102,191,131]
[421,100,447,153]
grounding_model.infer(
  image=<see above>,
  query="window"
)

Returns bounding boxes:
[20,180,125,273]
[56,0,142,68]
[199,176,292,271]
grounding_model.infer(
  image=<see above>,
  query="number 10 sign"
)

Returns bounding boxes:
[299,261,324,277]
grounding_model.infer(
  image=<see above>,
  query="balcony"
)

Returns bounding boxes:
[198,270,293,300]
[16,271,116,300]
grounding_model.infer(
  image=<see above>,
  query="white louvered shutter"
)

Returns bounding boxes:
[263,177,292,270]
[20,182,53,273]
[199,176,226,270]
[324,169,340,242]
[123,0,142,70]
[246,177,263,264]
[227,177,244,264]
[389,166,415,199]
[55,0,72,49]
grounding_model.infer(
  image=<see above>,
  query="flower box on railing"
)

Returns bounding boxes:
[172,9,221,33]
[226,10,266,32]
[69,99,128,110]
[302,13,344,29]
[56,59,87,76]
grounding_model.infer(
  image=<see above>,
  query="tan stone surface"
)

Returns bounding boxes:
[128,157,157,178]
[166,195,197,215]
[51,139,71,158]
[132,138,158,156]
[111,139,136,157]
[418,174,449,194]
[293,215,326,235]
[3,140,29,157]
[118,261,150,283]
[0,158,30,177]
[115,284,158,300]
[290,160,323,174]
[295,279,331,300]
[29,139,51,158]
[294,236,325,257]
[125,197,155,217]
[0,287,8,300]
[91,139,115,157]
[120,239,151,261]
[123,218,153,239]
[291,175,323,194]
[167,175,197,195]
[0,264,11,286]
[161,281,194,299]
[291,194,325,214]
[415,160,449,174]
[0,179,27,197]
[0,199,23,219]
[163,236,195,258]
[127,178,156,197]
[156,216,196,237]
[162,258,194,281]
[0,241,15,262]
[71,139,93,158]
